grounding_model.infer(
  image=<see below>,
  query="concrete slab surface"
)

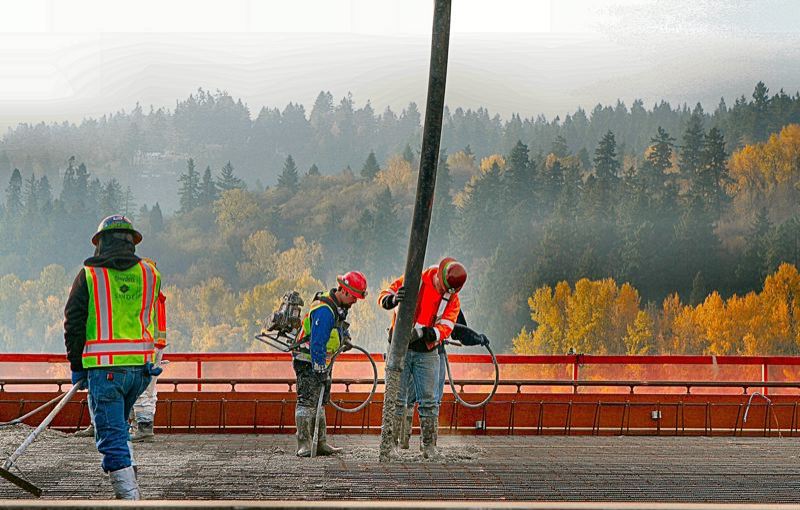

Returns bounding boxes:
[1,429,799,503]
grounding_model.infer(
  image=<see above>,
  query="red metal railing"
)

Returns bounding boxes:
[3,353,800,436]
[2,352,798,393]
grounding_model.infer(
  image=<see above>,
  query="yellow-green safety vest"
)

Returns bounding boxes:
[82,261,161,369]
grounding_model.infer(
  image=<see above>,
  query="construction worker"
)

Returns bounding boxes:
[293,271,367,457]
[64,215,162,500]
[379,257,467,459]
[73,258,167,442]
[131,257,167,442]
[74,258,167,442]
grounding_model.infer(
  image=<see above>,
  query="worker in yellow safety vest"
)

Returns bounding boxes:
[64,215,163,500]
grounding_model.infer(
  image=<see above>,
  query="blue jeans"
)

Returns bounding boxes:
[395,350,439,418]
[88,366,151,472]
[404,346,447,410]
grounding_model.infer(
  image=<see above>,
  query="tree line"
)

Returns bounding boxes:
[2,82,800,353]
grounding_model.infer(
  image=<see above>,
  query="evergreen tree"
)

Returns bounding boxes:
[768,216,800,272]
[307,164,320,177]
[149,202,164,233]
[178,158,200,214]
[23,172,38,216]
[737,207,772,290]
[402,144,415,165]
[5,168,22,216]
[698,126,729,219]
[198,165,218,206]
[551,135,569,158]
[361,151,380,180]
[123,186,136,218]
[506,140,532,195]
[674,195,720,296]
[689,271,707,306]
[59,157,77,205]
[679,105,705,182]
[367,187,404,274]
[99,179,124,216]
[37,175,52,211]
[587,131,620,219]
[751,81,770,140]
[645,126,675,194]
[217,161,245,191]
[277,155,299,193]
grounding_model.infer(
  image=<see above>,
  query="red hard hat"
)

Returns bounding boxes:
[337,271,368,300]
[438,257,467,293]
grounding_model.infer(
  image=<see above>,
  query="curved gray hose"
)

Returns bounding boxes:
[443,342,500,408]
[329,344,378,414]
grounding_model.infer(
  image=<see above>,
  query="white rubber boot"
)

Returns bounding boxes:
[109,466,141,500]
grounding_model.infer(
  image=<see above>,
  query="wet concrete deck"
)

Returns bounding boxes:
[1,429,799,503]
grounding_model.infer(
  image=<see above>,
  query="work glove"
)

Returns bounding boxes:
[455,326,483,346]
[71,370,88,390]
[144,362,163,377]
[381,286,405,310]
[414,326,437,345]
[155,340,167,350]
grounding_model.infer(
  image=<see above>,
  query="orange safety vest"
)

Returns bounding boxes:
[379,266,461,350]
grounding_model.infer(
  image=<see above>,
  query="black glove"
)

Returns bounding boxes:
[457,327,483,346]
[415,326,437,344]
[381,286,406,310]
[393,286,405,305]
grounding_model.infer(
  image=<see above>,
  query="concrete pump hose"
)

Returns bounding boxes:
[329,344,379,414]
[444,342,500,409]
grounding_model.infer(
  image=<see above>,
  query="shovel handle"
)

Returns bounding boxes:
[2,383,82,470]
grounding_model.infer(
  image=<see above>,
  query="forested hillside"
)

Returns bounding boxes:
[3,82,800,355]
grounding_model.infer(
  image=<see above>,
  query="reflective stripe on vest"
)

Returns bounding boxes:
[82,261,160,369]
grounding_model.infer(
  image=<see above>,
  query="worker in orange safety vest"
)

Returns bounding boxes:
[378,257,467,459]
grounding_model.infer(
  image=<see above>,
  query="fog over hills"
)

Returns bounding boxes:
[1,1,799,131]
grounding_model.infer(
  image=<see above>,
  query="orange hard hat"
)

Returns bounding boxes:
[438,257,467,293]
[337,271,368,299]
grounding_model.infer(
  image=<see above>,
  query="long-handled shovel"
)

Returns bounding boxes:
[0,383,82,497]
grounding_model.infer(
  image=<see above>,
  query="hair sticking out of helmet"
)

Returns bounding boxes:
[337,271,368,300]
[438,257,467,293]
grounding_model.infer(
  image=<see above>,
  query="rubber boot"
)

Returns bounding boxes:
[131,422,154,442]
[109,466,141,500]
[400,412,413,450]
[315,412,342,456]
[295,406,314,457]
[74,424,94,437]
[420,416,441,460]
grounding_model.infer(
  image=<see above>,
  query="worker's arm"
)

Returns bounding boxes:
[155,291,167,349]
[309,306,335,372]
[378,275,405,310]
[64,270,89,373]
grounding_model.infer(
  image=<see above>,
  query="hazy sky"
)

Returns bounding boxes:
[0,0,799,131]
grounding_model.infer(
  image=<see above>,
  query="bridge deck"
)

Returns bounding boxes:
[1,427,799,503]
